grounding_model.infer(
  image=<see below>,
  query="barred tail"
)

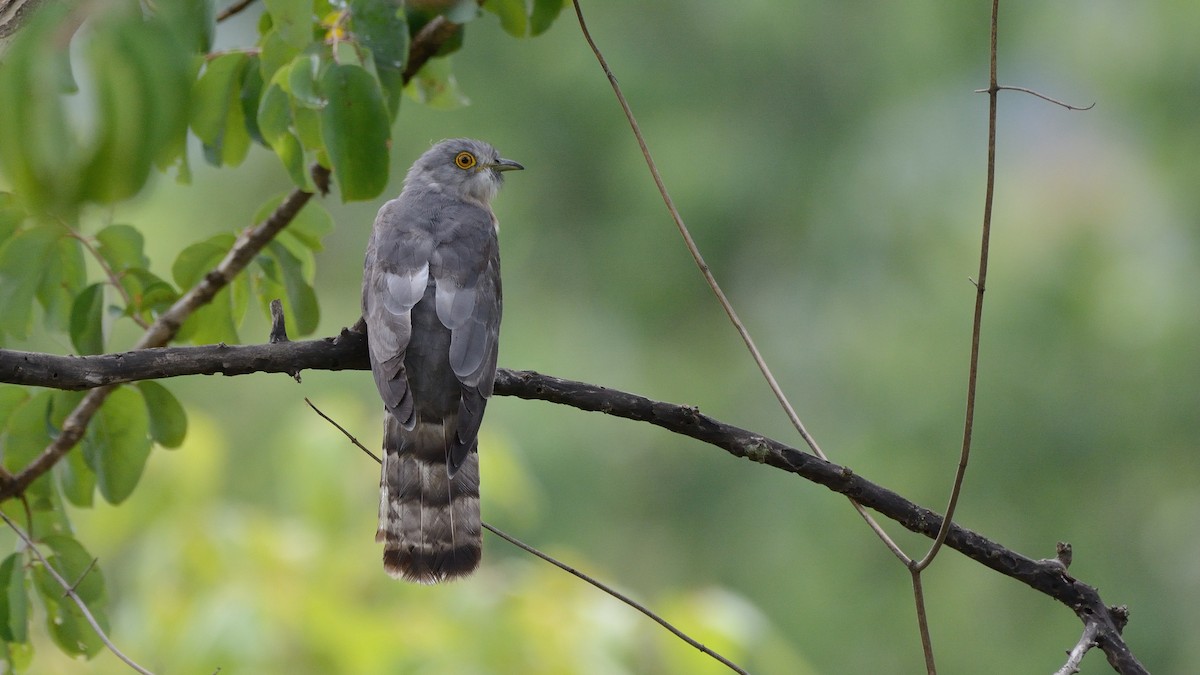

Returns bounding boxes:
[376,415,482,583]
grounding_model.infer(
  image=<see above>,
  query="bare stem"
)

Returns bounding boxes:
[309,396,748,674]
[216,0,257,23]
[975,85,1095,111]
[911,569,937,675]
[1,512,154,675]
[72,230,149,330]
[569,0,911,565]
[915,0,1000,573]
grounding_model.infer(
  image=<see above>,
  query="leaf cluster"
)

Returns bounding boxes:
[0,0,567,666]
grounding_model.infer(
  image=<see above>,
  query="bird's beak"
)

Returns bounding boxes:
[492,158,524,172]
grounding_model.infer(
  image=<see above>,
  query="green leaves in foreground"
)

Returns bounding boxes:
[0,534,110,663]
[168,195,331,346]
[484,0,566,38]
[0,385,183,508]
[0,0,192,217]
[0,225,82,343]
[320,63,391,201]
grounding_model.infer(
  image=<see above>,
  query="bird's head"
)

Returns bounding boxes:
[405,138,524,206]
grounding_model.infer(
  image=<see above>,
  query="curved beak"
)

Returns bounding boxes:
[492,158,524,172]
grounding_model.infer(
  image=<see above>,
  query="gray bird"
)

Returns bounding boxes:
[363,138,522,583]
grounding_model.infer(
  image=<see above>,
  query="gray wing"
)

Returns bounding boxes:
[429,202,502,471]
[363,197,435,429]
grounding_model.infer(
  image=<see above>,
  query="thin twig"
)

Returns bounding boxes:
[907,2,1006,669]
[65,556,100,596]
[569,0,911,565]
[483,522,750,675]
[1054,621,1101,675]
[307,396,748,674]
[911,569,937,675]
[0,512,154,675]
[915,0,1000,573]
[71,230,149,330]
[974,85,1095,111]
[304,397,380,463]
[215,0,256,23]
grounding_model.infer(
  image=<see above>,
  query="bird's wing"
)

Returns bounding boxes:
[363,198,435,429]
[429,202,503,470]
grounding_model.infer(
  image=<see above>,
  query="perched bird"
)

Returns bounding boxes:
[362,139,523,583]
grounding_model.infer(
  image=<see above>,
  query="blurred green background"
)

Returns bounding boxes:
[8,1,1200,672]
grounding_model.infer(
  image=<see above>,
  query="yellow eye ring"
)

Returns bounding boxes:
[454,151,477,170]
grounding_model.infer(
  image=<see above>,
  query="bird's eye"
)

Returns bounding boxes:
[454,151,477,170]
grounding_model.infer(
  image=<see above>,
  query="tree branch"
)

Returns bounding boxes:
[0,0,43,39]
[0,172,329,501]
[0,338,1150,672]
[0,10,471,502]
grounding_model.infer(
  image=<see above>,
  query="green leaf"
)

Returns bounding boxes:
[35,234,87,333]
[0,226,60,341]
[41,594,104,658]
[156,0,217,53]
[176,275,248,345]
[2,392,55,501]
[33,537,107,659]
[2,392,51,470]
[37,536,106,606]
[292,105,324,153]
[287,53,324,108]
[171,234,246,344]
[320,64,391,201]
[259,27,300,83]
[190,52,253,167]
[69,284,105,355]
[0,193,25,246]
[59,441,96,508]
[333,40,364,68]
[405,56,470,110]
[484,0,528,37]
[0,3,82,214]
[120,268,179,323]
[77,8,193,204]
[264,241,320,335]
[264,0,314,50]
[82,386,153,504]
[253,195,333,251]
[0,385,30,433]
[350,1,408,69]
[258,83,312,188]
[0,553,28,644]
[376,64,404,122]
[241,56,266,146]
[96,224,149,272]
[78,19,155,203]
[171,234,236,289]
[136,381,188,449]
[531,0,565,35]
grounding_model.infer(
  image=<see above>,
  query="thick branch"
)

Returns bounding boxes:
[0,329,369,389]
[0,339,1148,672]
[0,0,43,39]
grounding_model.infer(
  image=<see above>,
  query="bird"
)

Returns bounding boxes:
[362,138,523,583]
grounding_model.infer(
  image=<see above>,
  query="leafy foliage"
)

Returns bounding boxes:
[0,0,568,666]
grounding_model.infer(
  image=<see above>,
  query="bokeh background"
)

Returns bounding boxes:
[8,1,1200,672]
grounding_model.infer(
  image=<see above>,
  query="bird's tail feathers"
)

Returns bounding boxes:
[376,415,481,583]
